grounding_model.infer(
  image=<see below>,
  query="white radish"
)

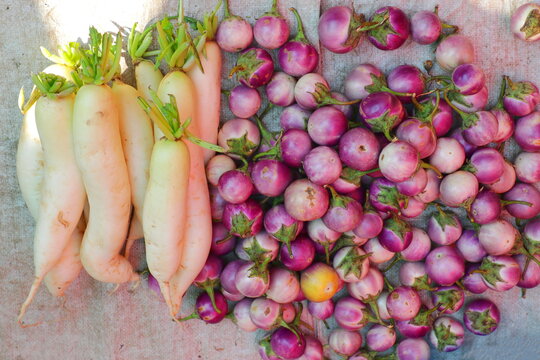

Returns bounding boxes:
[112,80,154,259]
[43,218,85,297]
[128,23,165,138]
[16,104,44,218]
[73,84,137,283]
[136,60,163,101]
[188,40,222,163]
[18,75,86,324]
[72,29,138,284]
[149,12,216,315]
[17,99,85,298]
[17,65,86,301]
[142,131,190,317]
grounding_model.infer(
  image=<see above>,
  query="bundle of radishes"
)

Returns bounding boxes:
[15,0,540,359]
[149,1,537,360]
[16,1,223,324]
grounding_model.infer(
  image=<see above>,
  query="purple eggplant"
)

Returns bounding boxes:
[467,148,505,185]
[344,64,384,101]
[395,118,437,159]
[456,229,487,262]
[439,170,479,207]
[323,187,363,232]
[379,141,420,183]
[329,328,363,356]
[379,215,413,252]
[488,161,516,193]
[411,10,442,44]
[429,137,465,174]
[503,183,540,219]
[230,47,274,88]
[228,84,261,119]
[366,324,396,352]
[479,255,521,292]
[318,6,388,54]
[216,0,253,52]
[397,338,430,360]
[266,267,300,304]
[334,296,372,331]
[451,63,486,95]
[303,146,342,185]
[369,178,404,213]
[502,76,540,116]
[511,3,540,41]
[279,235,315,271]
[278,8,319,77]
[211,222,236,256]
[360,91,405,140]
[281,129,313,167]
[398,262,432,291]
[514,111,540,152]
[218,169,253,204]
[271,326,306,360]
[254,0,290,49]
[429,316,464,352]
[251,159,293,197]
[462,263,489,294]
[386,286,421,321]
[223,199,264,238]
[427,207,462,245]
[280,104,311,131]
[368,6,410,51]
[284,179,329,221]
[307,106,348,146]
[463,298,500,336]
[218,118,261,157]
[347,267,384,301]
[401,227,431,261]
[235,261,270,297]
[339,127,380,171]
[266,72,296,107]
[515,152,540,183]
[387,65,426,102]
[264,204,303,255]
[435,34,475,70]
[425,246,465,286]
[431,286,464,314]
[333,246,370,283]
[353,211,383,239]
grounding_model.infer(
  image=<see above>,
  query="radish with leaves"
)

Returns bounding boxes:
[187,4,223,162]
[18,73,84,324]
[72,29,138,285]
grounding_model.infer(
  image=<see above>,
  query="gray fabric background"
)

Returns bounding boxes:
[1,0,539,359]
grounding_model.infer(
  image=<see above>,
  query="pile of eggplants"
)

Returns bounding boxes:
[148,1,540,359]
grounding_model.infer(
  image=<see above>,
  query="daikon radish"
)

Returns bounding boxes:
[138,94,193,316]
[18,74,85,324]
[17,62,86,302]
[73,28,138,284]
[187,4,222,163]
[112,80,154,260]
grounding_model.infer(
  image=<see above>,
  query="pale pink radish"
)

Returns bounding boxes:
[188,6,222,163]
[148,13,216,316]
[73,29,138,284]
[18,73,86,324]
